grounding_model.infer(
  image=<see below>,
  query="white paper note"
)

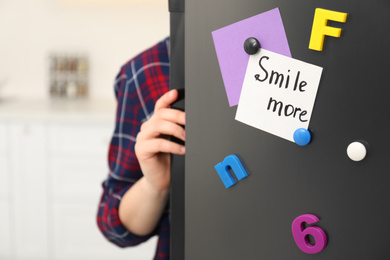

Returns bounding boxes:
[235,49,323,142]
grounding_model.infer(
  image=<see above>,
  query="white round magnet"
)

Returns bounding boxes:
[347,141,367,162]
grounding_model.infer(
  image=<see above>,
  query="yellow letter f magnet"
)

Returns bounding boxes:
[309,8,348,51]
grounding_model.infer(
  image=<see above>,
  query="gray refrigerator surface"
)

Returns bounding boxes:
[180,0,390,259]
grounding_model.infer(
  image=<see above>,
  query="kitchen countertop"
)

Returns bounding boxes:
[0,98,117,124]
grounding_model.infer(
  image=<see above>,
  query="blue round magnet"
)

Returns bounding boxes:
[293,128,311,146]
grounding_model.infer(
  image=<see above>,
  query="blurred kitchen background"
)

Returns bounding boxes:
[0,0,169,259]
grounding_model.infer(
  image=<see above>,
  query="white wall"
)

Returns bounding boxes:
[0,0,170,100]
[0,1,169,258]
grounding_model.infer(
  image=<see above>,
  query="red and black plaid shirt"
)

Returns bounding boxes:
[97,38,170,260]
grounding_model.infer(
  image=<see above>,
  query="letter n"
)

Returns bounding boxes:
[309,8,348,51]
[214,155,249,188]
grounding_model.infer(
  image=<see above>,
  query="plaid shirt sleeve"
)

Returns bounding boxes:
[97,38,171,259]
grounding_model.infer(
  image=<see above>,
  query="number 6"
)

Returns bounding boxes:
[291,214,327,254]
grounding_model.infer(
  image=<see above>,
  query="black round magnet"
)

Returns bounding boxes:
[244,37,261,55]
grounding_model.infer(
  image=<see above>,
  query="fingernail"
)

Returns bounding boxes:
[180,146,186,153]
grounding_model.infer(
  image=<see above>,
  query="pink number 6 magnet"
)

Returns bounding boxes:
[291,214,327,254]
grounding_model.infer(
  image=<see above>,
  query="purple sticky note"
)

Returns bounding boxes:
[212,8,291,107]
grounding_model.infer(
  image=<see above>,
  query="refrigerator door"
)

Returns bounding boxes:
[184,0,390,259]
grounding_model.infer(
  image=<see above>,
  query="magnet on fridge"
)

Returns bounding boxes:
[347,141,368,162]
[292,214,327,254]
[215,154,249,188]
[293,128,312,146]
[309,8,348,51]
[244,37,261,55]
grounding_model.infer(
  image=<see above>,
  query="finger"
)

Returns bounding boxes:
[138,138,186,157]
[154,108,185,126]
[139,120,185,142]
[154,89,178,111]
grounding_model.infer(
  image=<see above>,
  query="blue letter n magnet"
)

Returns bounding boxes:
[214,154,249,189]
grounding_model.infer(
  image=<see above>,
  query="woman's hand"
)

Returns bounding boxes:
[135,89,186,192]
[119,89,185,236]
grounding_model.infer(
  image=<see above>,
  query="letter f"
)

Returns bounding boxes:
[309,8,348,51]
